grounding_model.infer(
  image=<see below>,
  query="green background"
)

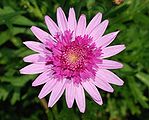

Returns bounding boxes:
[0,0,149,120]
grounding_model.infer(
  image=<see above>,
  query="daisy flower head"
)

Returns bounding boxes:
[20,7,125,113]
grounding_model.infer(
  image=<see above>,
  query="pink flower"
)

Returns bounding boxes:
[20,7,125,113]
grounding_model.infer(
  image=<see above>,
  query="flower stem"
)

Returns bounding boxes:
[39,98,53,120]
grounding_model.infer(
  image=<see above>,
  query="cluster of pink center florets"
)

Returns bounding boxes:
[44,30,102,84]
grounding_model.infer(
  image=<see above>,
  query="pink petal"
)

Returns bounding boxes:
[23,54,45,63]
[98,60,123,69]
[32,70,54,86]
[93,76,114,92]
[96,31,119,48]
[20,63,46,74]
[85,12,102,35]
[76,14,86,36]
[90,20,109,41]
[57,7,67,33]
[48,79,66,107]
[38,79,57,99]
[68,8,77,33]
[75,84,86,113]
[82,80,103,105]
[45,15,60,37]
[23,41,45,53]
[30,26,51,43]
[97,69,124,86]
[101,45,126,58]
[65,81,75,108]
[68,8,77,41]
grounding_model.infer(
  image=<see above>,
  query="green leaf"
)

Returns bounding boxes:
[0,27,28,45]
[136,72,149,87]
[0,30,11,45]
[11,15,35,26]
[11,90,20,105]
[0,87,9,101]
[128,77,149,108]
[1,75,35,87]
[0,6,24,25]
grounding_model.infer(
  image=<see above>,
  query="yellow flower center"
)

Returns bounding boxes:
[68,53,79,63]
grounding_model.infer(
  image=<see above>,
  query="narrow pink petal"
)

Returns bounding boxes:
[65,81,75,108]
[23,54,45,63]
[75,84,86,113]
[57,7,67,33]
[30,26,51,43]
[82,80,103,105]
[45,15,60,36]
[48,79,66,107]
[96,31,119,48]
[97,69,124,86]
[102,45,126,58]
[38,79,57,99]
[23,41,45,53]
[85,12,102,34]
[20,63,46,74]
[98,60,123,69]
[93,76,114,92]
[32,70,53,86]
[76,14,86,36]
[90,20,109,41]
[68,8,77,32]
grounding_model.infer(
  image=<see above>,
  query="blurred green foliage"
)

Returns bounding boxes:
[0,0,149,120]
